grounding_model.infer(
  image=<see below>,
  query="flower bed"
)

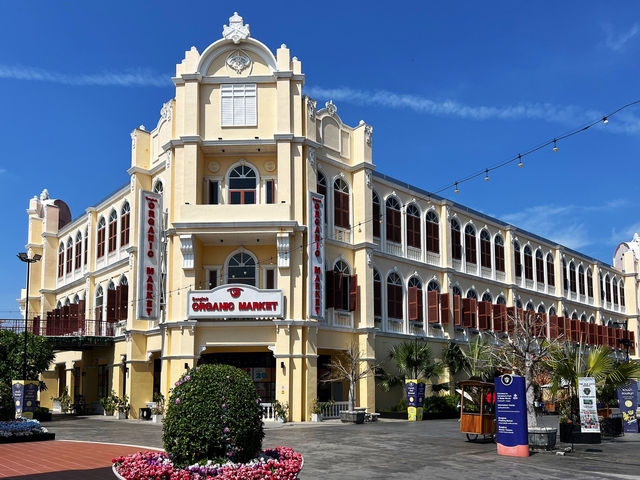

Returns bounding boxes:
[113,446,303,480]
[0,418,55,443]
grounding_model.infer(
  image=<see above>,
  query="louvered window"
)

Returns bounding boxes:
[547,254,555,286]
[480,230,491,268]
[494,235,505,272]
[406,204,421,248]
[524,246,533,280]
[387,272,403,320]
[451,219,461,260]
[385,197,402,244]
[75,233,82,270]
[221,84,257,127]
[108,210,118,253]
[333,178,350,229]
[372,192,381,239]
[536,250,544,283]
[120,202,130,247]
[465,225,476,264]
[425,211,439,253]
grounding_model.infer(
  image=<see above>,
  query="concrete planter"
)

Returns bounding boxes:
[528,427,557,451]
[115,411,127,420]
[310,413,322,422]
[340,411,365,424]
[152,414,163,423]
[52,400,62,413]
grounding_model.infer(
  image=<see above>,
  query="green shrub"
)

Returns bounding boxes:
[99,391,119,415]
[162,364,264,466]
[424,394,459,416]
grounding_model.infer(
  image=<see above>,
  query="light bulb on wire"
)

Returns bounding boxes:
[603,116,609,125]
[454,182,459,194]
[553,139,558,152]
[517,154,523,168]
[484,169,490,181]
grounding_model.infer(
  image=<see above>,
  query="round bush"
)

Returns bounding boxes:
[162,364,265,466]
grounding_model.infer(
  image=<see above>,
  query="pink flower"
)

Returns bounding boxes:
[175,398,181,404]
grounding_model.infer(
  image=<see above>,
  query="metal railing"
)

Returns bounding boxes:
[0,318,117,337]
[321,401,350,419]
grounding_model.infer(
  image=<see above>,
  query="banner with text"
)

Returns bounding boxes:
[617,380,638,433]
[495,374,529,457]
[308,192,325,321]
[578,377,601,433]
[137,190,163,320]
[12,380,39,419]
[188,284,284,319]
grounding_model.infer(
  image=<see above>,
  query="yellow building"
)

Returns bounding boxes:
[18,13,639,421]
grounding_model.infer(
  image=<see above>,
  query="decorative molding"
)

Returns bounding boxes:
[264,160,276,172]
[226,49,252,74]
[307,148,316,168]
[180,235,194,270]
[325,100,337,116]
[165,151,172,169]
[277,233,290,268]
[222,12,250,44]
[160,101,172,123]
[208,161,220,173]
[130,174,135,193]
[366,170,372,189]
[306,97,316,120]
[367,249,374,267]
[364,124,373,146]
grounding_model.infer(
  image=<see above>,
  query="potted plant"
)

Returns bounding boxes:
[311,399,322,422]
[99,391,118,416]
[51,387,71,414]
[116,394,130,419]
[273,400,288,423]
[151,392,165,423]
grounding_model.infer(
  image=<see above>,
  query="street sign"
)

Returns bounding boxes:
[495,374,529,457]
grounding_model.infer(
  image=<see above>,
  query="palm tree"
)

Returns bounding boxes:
[462,337,496,381]
[378,340,443,392]
[544,343,640,422]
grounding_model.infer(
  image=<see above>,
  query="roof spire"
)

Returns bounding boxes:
[223,12,250,44]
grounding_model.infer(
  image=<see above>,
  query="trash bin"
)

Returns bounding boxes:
[139,407,152,420]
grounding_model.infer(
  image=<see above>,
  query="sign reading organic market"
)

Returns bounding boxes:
[495,374,529,457]
[137,190,163,320]
[616,380,638,434]
[307,192,325,321]
[578,377,601,433]
[12,380,39,419]
[188,284,284,319]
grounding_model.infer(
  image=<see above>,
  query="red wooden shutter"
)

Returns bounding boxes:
[349,275,358,312]
[588,323,597,345]
[440,293,450,325]
[615,328,623,349]
[549,315,559,339]
[608,327,616,348]
[506,307,516,334]
[453,295,461,326]
[478,301,490,330]
[121,285,128,321]
[535,313,547,338]
[629,331,636,355]
[428,290,439,324]
[408,286,418,321]
[325,271,334,309]
[462,298,476,328]
[114,286,122,322]
[373,280,381,317]
[106,289,116,322]
[492,304,505,332]
[580,321,589,344]
[597,325,604,346]
[571,319,580,343]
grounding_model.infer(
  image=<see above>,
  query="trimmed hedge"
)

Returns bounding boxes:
[162,364,265,466]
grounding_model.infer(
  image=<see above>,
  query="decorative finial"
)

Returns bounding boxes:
[325,100,337,116]
[223,12,250,44]
[40,188,49,201]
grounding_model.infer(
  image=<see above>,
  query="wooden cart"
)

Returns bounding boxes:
[459,379,496,442]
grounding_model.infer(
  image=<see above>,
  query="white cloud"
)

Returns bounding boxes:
[0,65,170,87]
[604,23,640,52]
[609,222,640,245]
[304,86,640,134]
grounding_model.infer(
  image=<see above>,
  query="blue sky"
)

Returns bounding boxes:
[1,2,639,318]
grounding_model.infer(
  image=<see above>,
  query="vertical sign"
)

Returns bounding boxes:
[617,380,638,433]
[578,377,600,433]
[308,192,325,320]
[495,374,529,457]
[12,380,39,419]
[137,190,162,320]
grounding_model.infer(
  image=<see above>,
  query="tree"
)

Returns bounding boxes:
[0,330,55,419]
[461,337,497,382]
[491,310,560,428]
[442,341,466,377]
[324,340,378,411]
[377,340,443,393]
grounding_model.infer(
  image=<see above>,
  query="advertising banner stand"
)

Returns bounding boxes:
[617,380,638,433]
[495,374,529,457]
[406,379,426,421]
[12,380,39,419]
[578,377,600,434]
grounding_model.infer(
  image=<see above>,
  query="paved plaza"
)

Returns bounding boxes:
[1,415,639,479]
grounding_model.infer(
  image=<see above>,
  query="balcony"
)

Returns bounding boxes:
[525,279,534,290]
[406,246,422,262]
[496,271,506,282]
[425,251,440,266]
[481,266,492,279]
[333,227,351,243]
[387,318,403,333]
[384,241,403,257]
[0,318,116,348]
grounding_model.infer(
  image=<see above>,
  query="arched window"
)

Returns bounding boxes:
[73,294,80,304]
[494,235,505,272]
[56,300,62,309]
[373,269,382,318]
[333,260,352,311]
[57,244,64,277]
[578,266,585,295]
[425,211,439,254]
[408,277,423,323]
[64,298,70,307]
[406,204,421,249]
[75,232,82,270]
[84,227,88,265]
[514,242,522,277]
[481,292,492,302]
[333,178,350,229]
[580,314,587,322]
[227,252,257,286]
[120,202,130,247]
[228,165,257,204]
[387,272,403,320]
[466,289,477,299]
[385,197,402,244]
[563,309,569,318]
[523,246,533,280]
[65,238,73,274]
[612,279,619,305]
[549,306,557,316]
[118,276,129,321]
[620,281,625,307]
[562,260,568,291]
[571,312,578,320]
[452,285,463,297]
[465,225,476,264]
[95,286,104,321]
[546,254,555,286]
[427,280,441,292]
[589,316,595,324]
[605,274,611,302]
[538,304,546,313]
[526,302,534,312]
[516,299,523,309]
[372,191,381,238]
[587,268,593,298]
[496,296,507,305]
[108,210,118,253]
[535,250,544,283]
[96,218,106,258]
[153,180,164,195]
[569,262,576,293]
[451,219,461,260]
[480,230,491,268]
[317,171,327,223]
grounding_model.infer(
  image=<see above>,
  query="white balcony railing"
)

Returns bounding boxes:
[536,283,545,293]
[334,227,350,243]
[387,319,403,333]
[333,311,352,328]
[411,322,425,336]
[406,246,422,262]
[425,251,440,266]
[587,297,594,305]
[374,316,382,329]
[261,403,275,421]
[496,271,506,282]
[525,279,533,290]
[384,241,403,257]
[452,259,462,271]
[321,401,350,419]
[481,267,492,279]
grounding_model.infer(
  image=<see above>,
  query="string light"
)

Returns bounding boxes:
[484,169,489,181]
[603,116,608,124]
[454,182,459,194]
[517,154,523,168]
[553,139,558,152]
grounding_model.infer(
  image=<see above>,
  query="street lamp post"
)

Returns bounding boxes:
[17,252,42,381]
[614,319,631,363]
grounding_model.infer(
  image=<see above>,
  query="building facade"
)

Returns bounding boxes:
[19,13,640,420]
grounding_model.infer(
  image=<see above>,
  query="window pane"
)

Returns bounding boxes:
[209,181,219,205]
[244,191,255,204]
[230,191,241,204]
[266,180,274,204]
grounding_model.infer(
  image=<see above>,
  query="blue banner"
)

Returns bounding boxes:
[495,374,529,457]
[617,380,638,433]
[11,380,39,419]
[405,379,426,421]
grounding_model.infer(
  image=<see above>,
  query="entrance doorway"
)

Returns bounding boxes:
[198,352,276,402]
